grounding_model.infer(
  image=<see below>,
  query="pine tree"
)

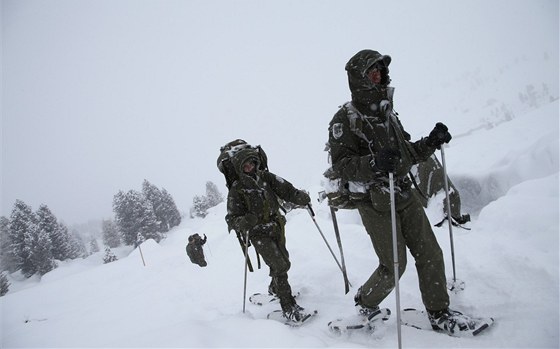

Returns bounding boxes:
[50,222,73,261]
[0,216,18,273]
[142,180,168,232]
[89,237,100,254]
[102,247,118,264]
[34,205,58,273]
[101,219,121,248]
[190,181,223,218]
[160,188,181,229]
[113,190,160,245]
[0,272,10,296]
[31,225,56,276]
[205,181,224,207]
[66,227,87,259]
[9,200,37,277]
[190,195,208,218]
[142,180,182,232]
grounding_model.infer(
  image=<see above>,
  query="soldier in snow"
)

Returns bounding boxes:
[325,49,480,336]
[186,233,207,267]
[224,144,312,324]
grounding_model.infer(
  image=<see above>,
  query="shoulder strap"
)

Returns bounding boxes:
[343,102,372,144]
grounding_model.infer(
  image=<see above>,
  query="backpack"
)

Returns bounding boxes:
[217,139,269,189]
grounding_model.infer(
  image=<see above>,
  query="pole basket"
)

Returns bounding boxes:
[447,278,466,294]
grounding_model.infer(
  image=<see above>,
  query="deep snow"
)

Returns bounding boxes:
[1,97,558,348]
[1,13,558,347]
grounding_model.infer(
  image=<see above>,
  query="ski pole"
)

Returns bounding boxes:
[242,229,250,313]
[306,205,352,290]
[389,172,402,349]
[329,206,351,294]
[440,146,458,284]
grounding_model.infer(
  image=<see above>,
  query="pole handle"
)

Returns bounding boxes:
[307,204,315,217]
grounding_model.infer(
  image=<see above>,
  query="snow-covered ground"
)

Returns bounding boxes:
[1,63,558,348]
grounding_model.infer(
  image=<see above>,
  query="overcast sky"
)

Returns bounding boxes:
[1,0,558,225]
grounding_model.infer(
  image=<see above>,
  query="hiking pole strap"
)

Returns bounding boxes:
[237,233,253,272]
[389,172,403,349]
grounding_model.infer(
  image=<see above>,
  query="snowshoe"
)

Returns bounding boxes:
[267,306,317,327]
[401,308,494,337]
[328,307,391,334]
[249,291,300,306]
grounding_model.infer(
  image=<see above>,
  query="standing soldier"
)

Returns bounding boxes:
[224,143,312,324]
[325,49,487,336]
[186,233,208,267]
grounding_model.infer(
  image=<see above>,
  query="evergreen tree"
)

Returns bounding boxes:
[0,272,9,296]
[102,247,118,264]
[113,190,160,245]
[34,205,58,273]
[50,222,73,261]
[66,227,87,259]
[9,200,37,277]
[31,224,56,276]
[89,237,100,254]
[142,180,168,232]
[160,188,181,229]
[101,219,121,248]
[142,180,182,232]
[36,205,58,242]
[0,216,18,273]
[190,181,223,218]
[190,195,208,218]
[205,181,224,207]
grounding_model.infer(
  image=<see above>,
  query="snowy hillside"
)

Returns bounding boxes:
[1,89,558,348]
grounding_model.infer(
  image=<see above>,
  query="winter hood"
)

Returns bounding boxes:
[345,49,392,107]
[230,147,261,178]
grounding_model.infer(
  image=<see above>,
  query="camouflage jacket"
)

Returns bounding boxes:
[226,171,308,235]
[327,100,437,186]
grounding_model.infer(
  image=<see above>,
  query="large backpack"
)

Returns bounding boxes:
[217,139,269,189]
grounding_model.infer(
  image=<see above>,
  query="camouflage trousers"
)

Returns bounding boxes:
[356,190,450,312]
[250,233,296,312]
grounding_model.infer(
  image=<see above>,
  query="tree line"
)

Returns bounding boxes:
[190,181,224,218]
[0,179,182,296]
[111,180,182,246]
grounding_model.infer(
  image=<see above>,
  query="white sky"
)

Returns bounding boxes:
[1,0,558,224]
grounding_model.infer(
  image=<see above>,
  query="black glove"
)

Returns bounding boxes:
[294,190,311,206]
[374,147,401,173]
[237,214,258,232]
[426,122,452,148]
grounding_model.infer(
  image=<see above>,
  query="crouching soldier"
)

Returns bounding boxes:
[186,233,207,267]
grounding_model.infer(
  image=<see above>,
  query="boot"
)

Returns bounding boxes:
[282,304,312,324]
[268,279,277,296]
[354,287,387,322]
[428,308,483,337]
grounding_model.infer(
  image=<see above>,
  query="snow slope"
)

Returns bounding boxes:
[1,43,558,349]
